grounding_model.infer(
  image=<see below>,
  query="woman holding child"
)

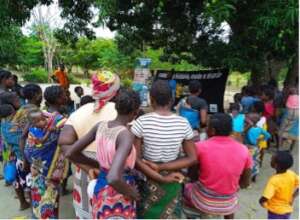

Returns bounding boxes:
[23,85,68,218]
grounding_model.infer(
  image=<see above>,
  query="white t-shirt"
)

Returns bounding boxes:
[131,112,193,162]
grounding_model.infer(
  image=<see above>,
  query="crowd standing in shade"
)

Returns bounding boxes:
[0,67,299,219]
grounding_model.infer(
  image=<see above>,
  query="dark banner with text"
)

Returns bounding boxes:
[155,68,229,113]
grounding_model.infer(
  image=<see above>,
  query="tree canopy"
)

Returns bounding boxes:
[0,0,298,84]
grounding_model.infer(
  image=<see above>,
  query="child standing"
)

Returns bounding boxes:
[252,101,268,167]
[259,151,299,219]
[261,87,278,148]
[244,113,271,182]
[74,86,84,109]
[229,103,245,143]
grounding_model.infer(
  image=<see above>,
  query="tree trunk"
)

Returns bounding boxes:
[47,52,53,83]
[250,66,261,85]
[285,56,299,85]
[84,68,89,79]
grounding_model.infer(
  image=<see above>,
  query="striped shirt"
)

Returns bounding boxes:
[131,112,193,162]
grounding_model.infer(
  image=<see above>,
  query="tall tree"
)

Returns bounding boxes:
[29,4,61,81]
[95,0,298,83]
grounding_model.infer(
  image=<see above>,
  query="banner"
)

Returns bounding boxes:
[133,58,152,107]
[155,68,229,113]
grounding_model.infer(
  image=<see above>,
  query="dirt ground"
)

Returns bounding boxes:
[0,147,298,219]
[0,84,298,219]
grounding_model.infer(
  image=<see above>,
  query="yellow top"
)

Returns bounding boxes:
[262,170,299,214]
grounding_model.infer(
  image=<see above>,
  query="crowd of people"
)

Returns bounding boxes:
[0,67,299,219]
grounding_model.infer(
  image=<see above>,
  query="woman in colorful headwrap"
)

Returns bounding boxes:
[59,71,120,219]
[24,86,68,219]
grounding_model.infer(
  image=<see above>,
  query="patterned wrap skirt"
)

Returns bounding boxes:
[92,169,136,219]
[183,181,238,217]
[135,171,182,219]
[248,145,260,177]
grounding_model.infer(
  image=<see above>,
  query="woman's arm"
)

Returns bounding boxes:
[239,168,251,189]
[60,124,99,168]
[200,109,207,127]
[106,130,140,200]
[133,137,183,183]
[156,139,198,171]
[134,137,165,182]
[187,163,199,182]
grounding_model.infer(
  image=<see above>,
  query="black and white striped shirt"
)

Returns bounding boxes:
[131,112,193,162]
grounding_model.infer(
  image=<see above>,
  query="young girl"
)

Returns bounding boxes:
[279,86,299,151]
[260,151,299,219]
[63,89,141,219]
[244,113,271,182]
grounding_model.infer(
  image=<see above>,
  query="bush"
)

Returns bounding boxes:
[23,67,48,83]
[68,74,82,84]
[121,78,133,88]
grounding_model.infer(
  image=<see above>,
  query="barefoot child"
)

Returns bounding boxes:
[259,151,299,219]
[244,113,271,182]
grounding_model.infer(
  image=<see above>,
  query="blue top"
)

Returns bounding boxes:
[241,96,260,113]
[1,118,23,159]
[232,114,245,133]
[245,126,271,145]
[179,106,200,130]
[29,127,45,139]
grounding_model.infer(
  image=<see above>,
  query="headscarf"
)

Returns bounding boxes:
[91,70,120,112]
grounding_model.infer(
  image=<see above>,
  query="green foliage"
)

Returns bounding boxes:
[0,25,23,66]
[95,0,298,82]
[23,67,48,83]
[144,48,200,71]
[121,78,133,88]
[19,36,44,67]
[68,74,81,84]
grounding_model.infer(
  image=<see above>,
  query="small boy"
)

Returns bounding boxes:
[259,151,299,219]
[74,86,84,109]
[26,109,54,148]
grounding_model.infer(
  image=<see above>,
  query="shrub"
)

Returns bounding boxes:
[68,74,82,84]
[23,67,48,83]
[121,78,133,88]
